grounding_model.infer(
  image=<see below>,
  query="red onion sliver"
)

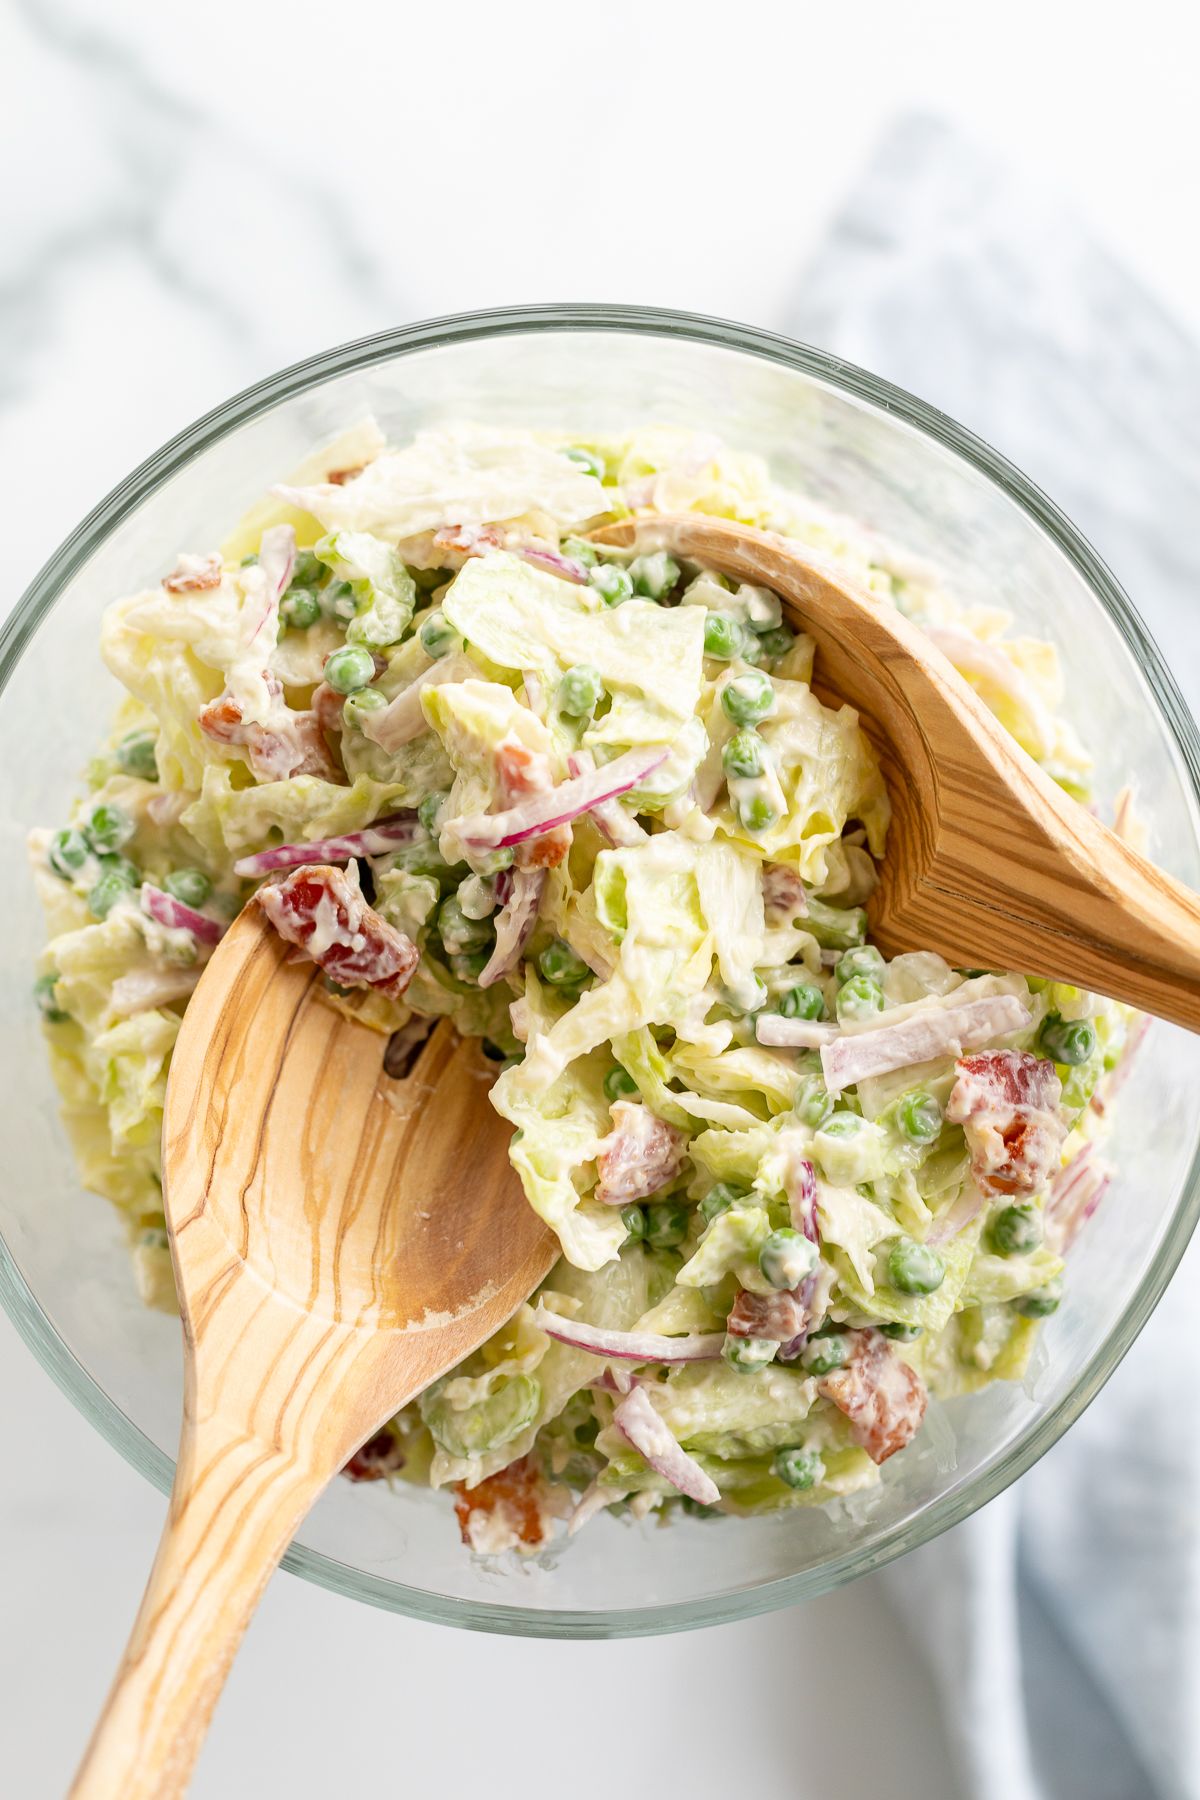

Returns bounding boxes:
[140,884,224,946]
[232,812,419,878]
[452,745,668,850]
[512,544,589,584]
[247,523,296,649]
[613,1387,719,1506]
[567,752,647,846]
[534,1306,724,1365]
[478,868,546,988]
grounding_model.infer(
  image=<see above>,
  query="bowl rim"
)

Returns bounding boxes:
[4,300,1200,1638]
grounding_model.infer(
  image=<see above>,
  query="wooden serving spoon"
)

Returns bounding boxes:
[71,908,556,1799]
[596,515,1200,1029]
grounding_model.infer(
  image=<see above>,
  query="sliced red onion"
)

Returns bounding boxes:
[140,884,225,946]
[567,752,647,846]
[246,523,296,649]
[478,868,546,988]
[1091,1015,1150,1116]
[568,1479,619,1537]
[756,1016,839,1049]
[1045,1143,1114,1252]
[231,812,419,878]
[362,653,475,752]
[589,1367,637,1395]
[820,994,1031,1094]
[785,1151,818,1242]
[513,544,590,584]
[533,1306,724,1364]
[613,1387,719,1506]
[451,745,668,851]
[927,1178,988,1247]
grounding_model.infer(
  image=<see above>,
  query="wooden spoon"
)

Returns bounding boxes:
[596,515,1200,1028]
[71,907,556,1799]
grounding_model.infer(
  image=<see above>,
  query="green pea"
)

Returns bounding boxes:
[49,828,90,880]
[721,669,775,726]
[990,1203,1043,1256]
[343,687,388,731]
[589,562,634,607]
[898,1090,942,1143]
[84,804,134,854]
[794,1073,834,1129]
[645,1200,689,1249]
[703,612,743,660]
[757,626,796,661]
[778,982,824,1021]
[700,1182,748,1224]
[164,869,212,908]
[562,536,598,568]
[559,664,603,717]
[836,944,886,986]
[801,1333,849,1375]
[538,938,590,987]
[773,1445,824,1490]
[323,644,377,695]
[603,1065,639,1102]
[621,1204,648,1242]
[562,446,605,480]
[280,587,321,630]
[629,551,680,600]
[419,610,459,658]
[417,792,447,834]
[722,1334,778,1373]
[723,729,765,780]
[448,949,491,984]
[285,546,318,585]
[1015,1281,1062,1318]
[881,1322,923,1341]
[836,974,885,1023]
[34,974,69,1023]
[738,793,778,834]
[820,1110,863,1139]
[88,864,138,919]
[1039,1013,1097,1066]
[115,730,159,782]
[324,579,359,623]
[759,1228,814,1290]
[438,893,492,955]
[887,1236,946,1295]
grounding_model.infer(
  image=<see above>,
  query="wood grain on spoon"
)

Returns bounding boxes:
[71,908,556,1800]
[594,514,1200,1030]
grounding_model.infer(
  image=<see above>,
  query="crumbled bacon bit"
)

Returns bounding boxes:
[311,679,348,740]
[255,863,419,1000]
[817,1327,928,1464]
[198,693,340,783]
[434,522,505,556]
[947,1048,1066,1198]
[163,552,223,594]
[594,1101,688,1206]
[727,1286,807,1342]
[453,1454,553,1552]
[342,1428,406,1481]
[496,736,571,870]
[762,863,808,923]
[327,463,367,486]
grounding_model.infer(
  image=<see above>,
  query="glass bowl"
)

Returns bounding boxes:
[3,305,1199,1639]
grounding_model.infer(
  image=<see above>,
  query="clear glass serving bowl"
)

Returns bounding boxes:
[3,305,1199,1639]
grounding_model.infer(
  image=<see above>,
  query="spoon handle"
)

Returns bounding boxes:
[69,1402,328,1799]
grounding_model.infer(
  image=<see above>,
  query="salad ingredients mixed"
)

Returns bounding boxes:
[32,421,1138,1554]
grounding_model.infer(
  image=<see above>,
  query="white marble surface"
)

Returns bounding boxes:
[3,2,1200,1796]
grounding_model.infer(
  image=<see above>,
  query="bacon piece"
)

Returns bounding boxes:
[342,1428,406,1482]
[198,693,340,783]
[434,521,506,557]
[495,736,571,870]
[762,863,809,923]
[310,680,347,739]
[256,864,419,1000]
[327,463,367,486]
[163,551,223,593]
[947,1048,1066,1198]
[817,1327,927,1464]
[727,1286,807,1342]
[594,1101,687,1206]
[452,1454,554,1552]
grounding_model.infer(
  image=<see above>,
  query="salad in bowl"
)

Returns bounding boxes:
[30,418,1140,1556]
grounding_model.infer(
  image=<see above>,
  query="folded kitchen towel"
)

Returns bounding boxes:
[786,113,1200,1800]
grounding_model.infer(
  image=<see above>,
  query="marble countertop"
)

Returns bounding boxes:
[3,1,1198,1794]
